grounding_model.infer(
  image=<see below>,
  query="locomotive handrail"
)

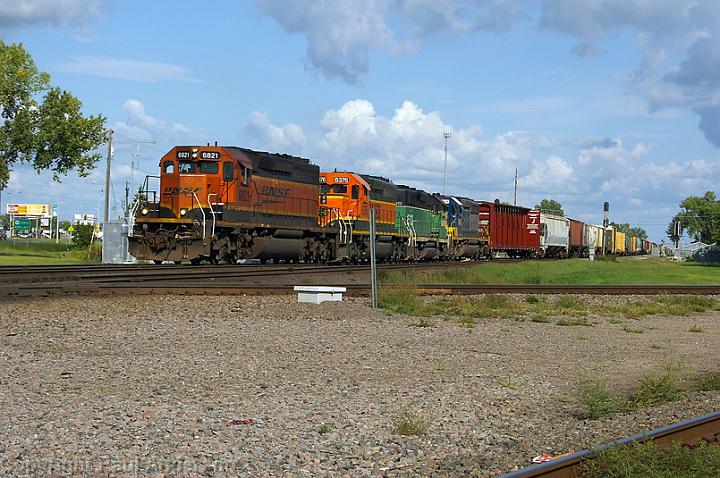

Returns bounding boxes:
[191,191,206,240]
[207,193,218,238]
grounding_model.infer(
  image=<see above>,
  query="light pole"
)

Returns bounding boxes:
[131,139,156,197]
[443,131,451,195]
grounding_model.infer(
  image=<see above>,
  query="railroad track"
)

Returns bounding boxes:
[0,259,488,285]
[2,282,719,299]
[502,411,720,477]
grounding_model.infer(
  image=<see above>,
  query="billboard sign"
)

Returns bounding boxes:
[6,203,51,217]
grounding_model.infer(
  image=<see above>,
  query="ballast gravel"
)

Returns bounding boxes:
[0,294,719,477]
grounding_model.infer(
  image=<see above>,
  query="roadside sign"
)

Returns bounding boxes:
[14,218,32,230]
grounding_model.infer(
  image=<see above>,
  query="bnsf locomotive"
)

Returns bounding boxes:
[128,145,654,264]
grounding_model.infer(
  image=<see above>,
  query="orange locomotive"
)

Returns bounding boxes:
[319,172,404,261]
[130,145,335,264]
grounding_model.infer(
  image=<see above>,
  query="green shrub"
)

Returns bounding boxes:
[581,442,720,478]
[633,368,682,406]
[525,294,548,304]
[556,317,591,326]
[393,410,430,436]
[577,379,627,420]
[556,294,585,311]
[71,223,95,248]
[378,289,427,316]
[693,371,720,391]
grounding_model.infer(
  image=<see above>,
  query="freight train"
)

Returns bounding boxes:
[128,145,654,264]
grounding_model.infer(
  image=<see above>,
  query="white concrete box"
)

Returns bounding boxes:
[294,286,347,304]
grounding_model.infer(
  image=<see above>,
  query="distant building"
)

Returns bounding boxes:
[673,241,711,260]
[74,213,96,225]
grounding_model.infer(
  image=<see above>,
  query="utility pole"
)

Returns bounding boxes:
[513,167,518,206]
[369,207,378,309]
[442,131,451,195]
[131,139,156,195]
[125,181,130,219]
[104,129,113,224]
[675,219,681,249]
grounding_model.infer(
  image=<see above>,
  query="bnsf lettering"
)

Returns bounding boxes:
[164,187,201,194]
[260,186,290,197]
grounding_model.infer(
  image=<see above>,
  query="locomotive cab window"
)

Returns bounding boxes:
[163,160,175,174]
[178,161,196,174]
[242,166,251,186]
[333,184,347,194]
[223,162,234,181]
[351,185,359,199]
[199,161,218,174]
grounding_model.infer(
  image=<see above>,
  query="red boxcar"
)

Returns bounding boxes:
[568,218,584,256]
[478,201,540,258]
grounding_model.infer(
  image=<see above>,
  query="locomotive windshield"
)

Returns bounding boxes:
[199,161,218,174]
[178,161,196,174]
[333,184,348,194]
[320,184,331,193]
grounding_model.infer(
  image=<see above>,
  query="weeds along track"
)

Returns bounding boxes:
[2,282,720,299]
[501,411,720,478]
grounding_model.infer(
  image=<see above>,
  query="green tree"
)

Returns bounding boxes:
[610,222,648,241]
[668,191,720,244]
[0,214,9,230]
[71,223,95,248]
[0,41,106,190]
[535,198,564,216]
[666,214,681,245]
[59,220,72,231]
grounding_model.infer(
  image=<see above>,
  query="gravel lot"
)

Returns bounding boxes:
[1,294,719,477]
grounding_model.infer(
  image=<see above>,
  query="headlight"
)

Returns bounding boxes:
[140,208,149,216]
[180,208,187,216]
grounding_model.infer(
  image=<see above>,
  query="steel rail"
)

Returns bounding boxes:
[501,411,720,478]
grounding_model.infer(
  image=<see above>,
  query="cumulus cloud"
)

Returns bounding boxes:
[0,0,105,29]
[112,99,204,153]
[241,97,720,237]
[245,112,307,153]
[537,0,720,146]
[250,0,720,149]
[251,0,525,83]
[59,56,197,82]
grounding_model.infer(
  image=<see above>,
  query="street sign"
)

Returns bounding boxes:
[14,218,32,230]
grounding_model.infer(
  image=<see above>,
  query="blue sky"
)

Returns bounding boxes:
[3,0,720,241]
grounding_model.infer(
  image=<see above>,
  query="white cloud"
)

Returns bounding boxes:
[0,0,105,28]
[245,112,307,153]
[242,98,720,238]
[59,56,197,82]
[251,0,524,83]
